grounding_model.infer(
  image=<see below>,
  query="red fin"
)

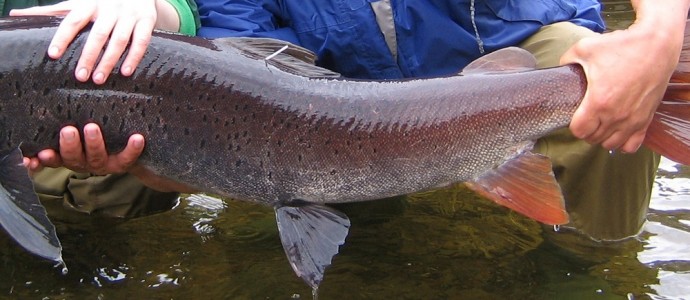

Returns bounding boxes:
[644,20,690,165]
[465,151,568,225]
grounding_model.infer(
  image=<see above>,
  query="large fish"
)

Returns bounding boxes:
[2,16,690,290]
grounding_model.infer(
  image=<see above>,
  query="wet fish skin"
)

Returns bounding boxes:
[0,18,583,207]
[4,16,690,291]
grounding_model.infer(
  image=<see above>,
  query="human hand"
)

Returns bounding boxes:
[560,0,688,153]
[9,0,160,85]
[23,123,144,176]
[23,123,196,193]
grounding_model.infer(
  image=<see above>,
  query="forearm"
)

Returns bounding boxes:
[631,0,690,51]
[156,0,197,35]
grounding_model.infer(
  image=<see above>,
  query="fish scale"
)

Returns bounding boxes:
[3,16,690,292]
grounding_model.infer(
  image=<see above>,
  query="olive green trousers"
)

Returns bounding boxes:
[33,169,179,218]
[520,22,660,241]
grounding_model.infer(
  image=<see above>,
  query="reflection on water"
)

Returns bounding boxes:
[1,1,689,299]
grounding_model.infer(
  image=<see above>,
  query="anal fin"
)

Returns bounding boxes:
[0,147,64,264]
[465,151,568,225]
[275,200,350,289]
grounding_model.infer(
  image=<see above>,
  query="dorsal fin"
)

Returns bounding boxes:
[213,37,341,78]
[461,47,537,75]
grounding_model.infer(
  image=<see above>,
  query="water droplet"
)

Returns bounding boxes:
[312,287,319,300]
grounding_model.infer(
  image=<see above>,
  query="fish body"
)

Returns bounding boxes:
[2,16,690,290]
[1,17,582,206]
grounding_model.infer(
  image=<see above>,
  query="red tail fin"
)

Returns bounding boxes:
[644,21,690,165]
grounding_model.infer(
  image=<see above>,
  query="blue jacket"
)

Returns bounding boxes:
[197,0,604,79]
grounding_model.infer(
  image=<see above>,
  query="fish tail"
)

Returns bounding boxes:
[643,21,690,165]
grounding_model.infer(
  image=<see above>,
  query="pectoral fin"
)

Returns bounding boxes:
[275,200,350,289]
[465,151,568,225]
[0,147,63,264]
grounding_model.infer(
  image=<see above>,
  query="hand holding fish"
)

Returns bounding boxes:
[22,124,195,193]
[562,0,690,153]
[9,0,181,85]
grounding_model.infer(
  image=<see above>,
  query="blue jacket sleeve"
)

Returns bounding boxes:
[196,0,301,45]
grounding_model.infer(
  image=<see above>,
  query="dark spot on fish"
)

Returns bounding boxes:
[42,88,51,96]
[266,151,271,157]
[235,159,242,167]
[277,140,282,146]
[29,104,34,116]
[334,149,339,155]
[147,124,153,131]
[199,139,205,149]
[134,85,140,93]
[175,106,180,113]
[245,138,251,145]
[329,169,337,175]
[33,126,46,142]
[215,134,220,141]
[184,128,190,135]
[149,82,155,89]
[102,115,109,125]
[203,115,208,122]
[267,171,272,179]
[235,145,241,152]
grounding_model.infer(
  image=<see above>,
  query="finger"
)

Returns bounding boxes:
[8,1,72,17]
[46,3,96,60]
[92,17,137,84]
[36,149,64,168]
[106,134,145,173]
[620,131,646,154]
[22,157,43,176]
[120,18,155,76]
[75,13,119,83]
[600,131,628,151]
[82,123,109,174]
[58,126,86,170]
[569,100,600,140]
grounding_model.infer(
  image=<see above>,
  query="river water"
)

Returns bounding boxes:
[1,1,688,299]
